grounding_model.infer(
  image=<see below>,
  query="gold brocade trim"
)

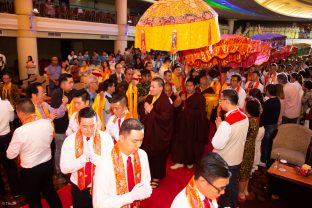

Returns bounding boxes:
[75,129,101,191]
[185,177,204,208]
[111,144,141,208]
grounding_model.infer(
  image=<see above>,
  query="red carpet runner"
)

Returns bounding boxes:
[24,161,194,208]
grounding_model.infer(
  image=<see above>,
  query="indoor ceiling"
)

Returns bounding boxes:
[128,0,312,22]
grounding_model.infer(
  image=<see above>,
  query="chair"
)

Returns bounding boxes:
[271,124,312,166]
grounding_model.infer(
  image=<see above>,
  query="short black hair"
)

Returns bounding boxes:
[277,73,288,85]
[115,62,122,69]
[303,80,312,90]
[208,68,219,79]
[245,97,262,117]
[252,71,261,77]
[164,70,172,76]
[186,78,197,86]
[74,89,90,103]
[119,118,144,136]
[59,73,73,84]
[141,69,151,77]
[248,88,264,107]
[221,89,239,105]
[231,74,242,82]
[2,72,12,78]
[194,152,231,182]
[78,107,96,123]
[99,79,115,92]
[144,61,152,68]
[198,70,207,79]
[16,98,35,114]
[266,84,277,96]
[163,57,171,63]
[109,92,127,106]
[152,77,164,87]
[172,63,181,71]
[26,82,42,98]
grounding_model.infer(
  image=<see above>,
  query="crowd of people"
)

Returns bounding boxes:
[0,47,311,208]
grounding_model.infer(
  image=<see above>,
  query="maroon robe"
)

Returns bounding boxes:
[195,86,215,94]
[171,91,208,165]
[141,92,174,179]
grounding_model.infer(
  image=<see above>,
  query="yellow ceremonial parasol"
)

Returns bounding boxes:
[135,0,220,53]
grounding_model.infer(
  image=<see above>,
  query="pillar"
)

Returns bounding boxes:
[114,0,128,54]
[15,0,39,80]
[228,19,236,34]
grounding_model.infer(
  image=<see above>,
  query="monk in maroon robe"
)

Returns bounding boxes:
[171,78,208,170]
[141,78,174,188]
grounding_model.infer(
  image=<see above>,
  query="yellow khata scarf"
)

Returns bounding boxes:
[186,177,205,208]
[152,95,160,105]
[210,80,221,95]
[172,73,181,92]
[126,84,138,119]
[92,94,106,131]
[35,104,50,119]
[2,82,11,100]
[67,99,76,119]
[111,143,141,208]
[75,129,101,191]
[203,94,219,120]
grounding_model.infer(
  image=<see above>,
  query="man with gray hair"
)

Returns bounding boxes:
[277,73,301,124]
[85,75,99,106]
[46,56,61,95]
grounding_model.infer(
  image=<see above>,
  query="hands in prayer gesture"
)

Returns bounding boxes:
[144,102,153,114]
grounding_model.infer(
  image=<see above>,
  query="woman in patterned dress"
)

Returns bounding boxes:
[238,97,262,202]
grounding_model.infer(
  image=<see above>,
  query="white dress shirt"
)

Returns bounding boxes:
[93,149,151,208]
[60,130,114,186]
[7,119,53,168]
[228,86,247,109]
[66,111,102,136]
[105,113,129,141]
[244,81,264,93]
[171,187,218,208]
[0,98,14,136]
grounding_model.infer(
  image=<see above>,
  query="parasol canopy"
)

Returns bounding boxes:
[251,33,287,50]
[184,34,271,68]
[134,0,220,53]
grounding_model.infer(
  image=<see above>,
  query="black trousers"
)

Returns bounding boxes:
[148,153,167,180]
[0,132,21,196]
[71,183,92,208]
[219,164,240,208]
[21,159,62,208]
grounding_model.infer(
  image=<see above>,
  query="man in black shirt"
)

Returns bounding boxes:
[51,73,76,182]
[260,84,281,166]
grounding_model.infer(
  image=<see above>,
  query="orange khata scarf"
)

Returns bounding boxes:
[126,84,138,119]
[75,129,101,191]
[23,114,39,124]
[2,82,11,100]
[246,81,260,94]
[265,73,277,85]
[235,85,241,93]
[186,177,205,208]
[112,143,141,208]
[113,111,132,124]
[221,83,228,91]
[102,68,111,81]
[92,94,106,131]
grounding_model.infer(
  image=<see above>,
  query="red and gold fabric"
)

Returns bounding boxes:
[111,144,141,208]
[185,177,205,208]
[135,0,220,52]
[75,129,101,191]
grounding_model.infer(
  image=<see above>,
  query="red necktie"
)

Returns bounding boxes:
[203,197,211,208]
[118,118,121,130]
[85,137,92,187]
[127,156,135,191]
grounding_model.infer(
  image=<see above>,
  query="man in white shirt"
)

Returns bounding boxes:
[106,93,132,143]
[228,74,246,109]
[102,79,116,125]
[0,97,21,199]
[93,118,152,208]
[158,57,171,79]
[244,71,264,94]
[212,89,249,208]
[61,107,114,208]
[6,98,62,207]
[66,89,102,136]
[171,153,230,208]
